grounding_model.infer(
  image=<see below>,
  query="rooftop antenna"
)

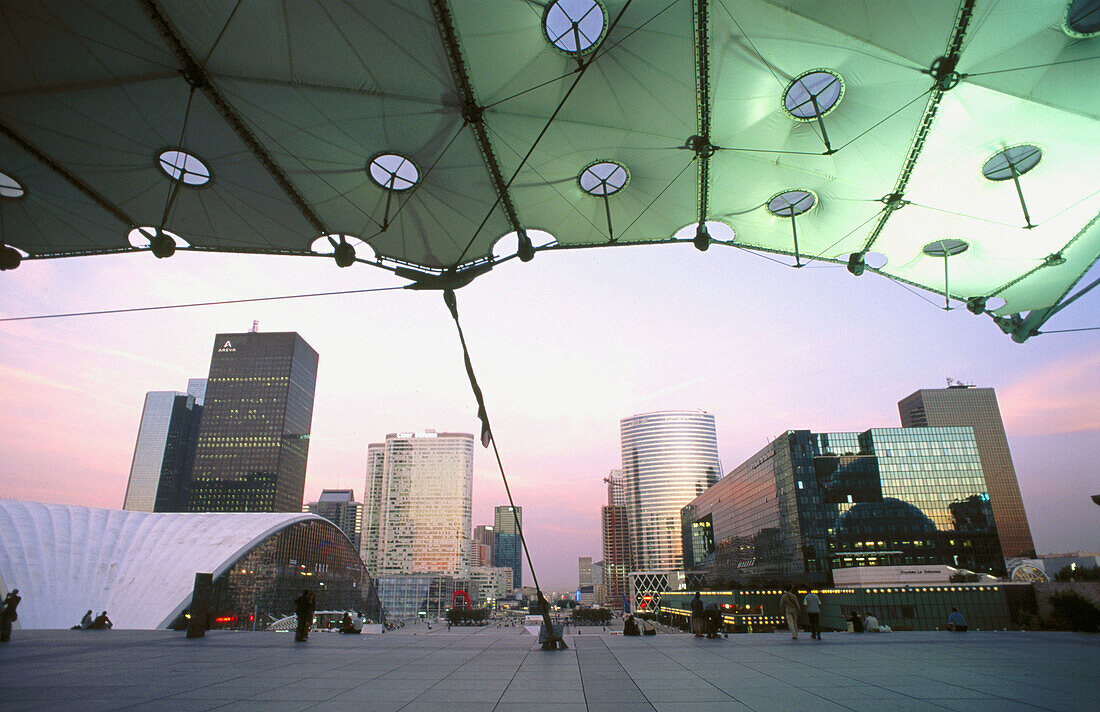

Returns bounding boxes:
[250,320,259,333]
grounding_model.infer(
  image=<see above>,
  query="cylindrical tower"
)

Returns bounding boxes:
[621,411,721,571]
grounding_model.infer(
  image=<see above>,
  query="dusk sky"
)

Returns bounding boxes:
[1,243,1097,591]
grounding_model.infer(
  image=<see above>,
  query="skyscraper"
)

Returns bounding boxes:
[361,443,385,573]
[187,330,318,513]
[122,389,202,512]
[621,411,721,571]
[305,489,362,551]
[493,505,523,589]
[367,431,474,575]
[601,469,632,609]
[473,524,495,567]
[899,385,1035,557]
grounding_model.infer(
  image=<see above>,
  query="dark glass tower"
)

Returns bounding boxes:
[187,331,318,513]
[899,385,1035,558]
[123,390,203,513]
[493,505,523,589]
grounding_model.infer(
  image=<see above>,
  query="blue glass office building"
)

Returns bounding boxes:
[682,428,1005,586]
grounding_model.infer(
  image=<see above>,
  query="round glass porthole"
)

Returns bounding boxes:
[579,161,629,196]
[766,189,817,217]
[0,171,25,199]
[783,69,844,121]
[157,149,211,186]
[1064,0,1100,37]
[368,153,420,191]
[981,145,1042,181]
[544,0,607,54]
[922,238,969,257]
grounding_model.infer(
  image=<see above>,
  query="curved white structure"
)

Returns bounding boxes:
[0,499,317,630]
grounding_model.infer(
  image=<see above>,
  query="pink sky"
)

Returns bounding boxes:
[1,246,1097,590]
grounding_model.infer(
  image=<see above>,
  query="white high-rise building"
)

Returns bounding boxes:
[363,431,474,576]
[621,410,721,571]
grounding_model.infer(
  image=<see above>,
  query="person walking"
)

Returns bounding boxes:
[802,590,821,639]
[1,590,22,642]
[780,586,801,639]
[294,589,314,642]
[690,592,705,637]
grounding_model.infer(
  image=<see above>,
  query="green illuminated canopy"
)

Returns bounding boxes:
[1,1,1097,341]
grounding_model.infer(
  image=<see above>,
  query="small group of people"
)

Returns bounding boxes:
[1,590,20,643]
[689,592,726,639]
[845,610,886,633]
[71,610,113,630]
[779,586,822,640]
[622,613,656,636]
[294,589,316,642]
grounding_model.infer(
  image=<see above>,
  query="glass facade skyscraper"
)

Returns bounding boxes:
[367,431,474,576]
[187,331,318,513]
[304,489,362,552]
[899,385,1035,557]
[493,505,523,589]
[682,428,1006,586]
[621,411,721,571]
[123,390,202,512]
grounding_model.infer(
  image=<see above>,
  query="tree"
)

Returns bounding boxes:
[1053,564,1100,582]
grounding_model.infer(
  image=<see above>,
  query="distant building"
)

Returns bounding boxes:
[621,411,721,571]
[123,389,203,513]
[682,428,1006,587]
[899,385,1036,557]
[375,574,469,619]
[304,489,362,551]
[187,330,318,513]
[578,556,593,589]
[468,566,513,605]
[601,470,632,609]
[366,431,474,576]
[592,559,607,607]
[361,443,386,573]
[473,524,495,567]
[493,506,523,589]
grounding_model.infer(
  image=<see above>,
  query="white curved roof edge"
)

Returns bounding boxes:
[0,499,325,630]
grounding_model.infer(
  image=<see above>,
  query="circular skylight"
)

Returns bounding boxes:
[1064,0,1100,37]
[981,145,1042,181]
[0,171,26,198]
[157,149,211,186]
[368,153,420,191]
[783,70,844,120]
[922,238,968,257]
[127,226,189,248]
[766,189,816,217]
[544,0,607,53]
[579,161,629,196]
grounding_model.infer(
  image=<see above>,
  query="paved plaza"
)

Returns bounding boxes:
[0,626,1097,711]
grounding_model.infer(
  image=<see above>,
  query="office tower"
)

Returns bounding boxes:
[493,505,523,589]
[621,411,721,571]
[578,556,593,588]
[682,428,1005,585]
[186,378,207,405]
[368,431,474,575]
[122,389,202,512]
[305,489,362,551]
[361,443,385,573]
[602,474,632,609]
[473,524,495,567]
[899,385,1035,557]
[187,330,318,512]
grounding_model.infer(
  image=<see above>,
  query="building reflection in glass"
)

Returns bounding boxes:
[171,518,381,630]
[682,427,1006,586]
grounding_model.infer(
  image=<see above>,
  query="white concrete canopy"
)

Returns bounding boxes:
[0,499,318,630]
